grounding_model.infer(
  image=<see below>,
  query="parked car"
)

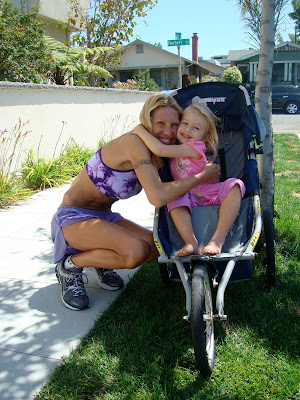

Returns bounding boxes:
[272,84,300,114]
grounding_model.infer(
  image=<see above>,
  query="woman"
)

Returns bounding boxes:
[51,93,220,310]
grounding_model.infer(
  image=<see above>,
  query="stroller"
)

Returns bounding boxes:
[154,82,275,377]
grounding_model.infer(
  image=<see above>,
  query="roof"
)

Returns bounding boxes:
[197,59,225,73]
[238,41,300,61]
[107,39,224,75]
[227,49,256,61]
[111,39,195,64]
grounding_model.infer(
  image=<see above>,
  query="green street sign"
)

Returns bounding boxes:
[168,38,190,46]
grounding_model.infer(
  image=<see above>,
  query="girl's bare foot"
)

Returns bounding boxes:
[175,243,199,257]
[200,238,224,255]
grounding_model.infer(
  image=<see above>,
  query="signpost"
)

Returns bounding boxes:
[167,33,190,89]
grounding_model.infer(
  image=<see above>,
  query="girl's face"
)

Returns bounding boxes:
[176,108,208,144]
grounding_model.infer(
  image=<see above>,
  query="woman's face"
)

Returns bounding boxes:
[151,106,180,145]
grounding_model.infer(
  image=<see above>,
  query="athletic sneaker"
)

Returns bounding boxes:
[55,256,90,311]
[92,268,124,291]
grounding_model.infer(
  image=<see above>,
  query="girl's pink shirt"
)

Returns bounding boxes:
[169,140,208,180]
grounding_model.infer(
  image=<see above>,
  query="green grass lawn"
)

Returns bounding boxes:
[35,134,300,400]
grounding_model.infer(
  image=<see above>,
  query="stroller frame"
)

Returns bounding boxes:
[153,82,273,377]
[154,194,261,321]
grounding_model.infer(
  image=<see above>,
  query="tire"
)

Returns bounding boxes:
[284,101,299,114]
[191,263,215,377]
[159,263,172,287]
[263,208,276,286]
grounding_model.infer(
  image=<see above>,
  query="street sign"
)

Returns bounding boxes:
[167,39,190,46]
[167,33,191,89]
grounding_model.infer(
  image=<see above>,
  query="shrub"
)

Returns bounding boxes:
[113,79,139,90]
[189,75,198,85]
[113,69,158,91]
[135,69,159,91]
[62,139,94,174]
[0,173,31,208]
[201,75,220,83]
[0,119,32,206]
[20,150,73,190]
[223,66,243,83]
[0,0,51,82]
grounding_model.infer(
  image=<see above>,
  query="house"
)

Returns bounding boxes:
[9,0,89,42]
[107,36,225,91]
[232,42,300,85]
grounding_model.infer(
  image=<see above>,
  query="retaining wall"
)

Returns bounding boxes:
[0,82,153,172]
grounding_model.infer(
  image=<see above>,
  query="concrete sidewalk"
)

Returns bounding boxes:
[0,185,155,400]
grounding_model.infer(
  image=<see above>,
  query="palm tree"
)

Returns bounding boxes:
[237,0,288,48]
[45,36,112,85]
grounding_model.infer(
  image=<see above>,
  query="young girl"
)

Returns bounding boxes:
[134,103,246,256]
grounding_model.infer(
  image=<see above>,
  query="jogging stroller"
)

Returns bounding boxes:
[154,82,275,377]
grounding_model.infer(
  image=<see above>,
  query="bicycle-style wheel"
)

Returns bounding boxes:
[191,263,215,377]
[159,263,172,287]
[263,207,276,286]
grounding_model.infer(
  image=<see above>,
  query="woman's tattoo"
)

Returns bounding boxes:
[133,159,153,169]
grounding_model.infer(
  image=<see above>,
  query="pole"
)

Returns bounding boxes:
[177,45,182,89]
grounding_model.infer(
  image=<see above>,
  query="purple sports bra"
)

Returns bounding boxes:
[86,147,142,199]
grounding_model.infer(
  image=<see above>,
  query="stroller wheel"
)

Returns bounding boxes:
[191,262,215,377]
[159,263,172,287]
[263,207,276,286]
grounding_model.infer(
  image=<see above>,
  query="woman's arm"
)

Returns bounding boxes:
[124,135,219,208]
[133,124,201,159]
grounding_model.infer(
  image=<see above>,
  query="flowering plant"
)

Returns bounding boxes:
[113,79,139,90]
[201,75,220,83]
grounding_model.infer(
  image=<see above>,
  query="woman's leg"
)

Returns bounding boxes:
[62,217,158,269]
[57,218,157,311]
[170,206,199,256]
[201,185,242,255]
[116,218,159,262]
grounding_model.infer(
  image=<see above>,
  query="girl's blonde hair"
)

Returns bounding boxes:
[139,93,182,169]
[185,104,219,160]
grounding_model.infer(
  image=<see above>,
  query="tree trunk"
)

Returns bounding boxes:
[255,0,275,215]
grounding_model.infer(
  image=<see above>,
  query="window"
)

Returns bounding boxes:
[136,44,144,54]
[272,64,284,83]
[120,71,133,82]
[150,70,162,86]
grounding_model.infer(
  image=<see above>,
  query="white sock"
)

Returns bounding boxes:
[64,255,79,271]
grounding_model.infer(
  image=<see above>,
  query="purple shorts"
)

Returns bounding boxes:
[167,178,246,213]
[51,206,123,263]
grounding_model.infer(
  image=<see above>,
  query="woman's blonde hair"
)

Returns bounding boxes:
[185,104,219,160]
[139,93,182,169]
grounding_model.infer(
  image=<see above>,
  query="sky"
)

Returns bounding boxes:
[130,0,295,61]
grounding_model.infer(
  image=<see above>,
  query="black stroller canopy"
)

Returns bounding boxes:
[172,82,262,145]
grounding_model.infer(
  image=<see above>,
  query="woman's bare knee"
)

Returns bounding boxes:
[123,239,151,269]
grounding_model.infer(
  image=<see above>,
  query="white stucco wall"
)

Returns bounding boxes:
[9,0,89,42]
[10,0,89,24]
[0,82,153,174]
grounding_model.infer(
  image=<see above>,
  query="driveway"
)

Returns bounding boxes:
[272,113,300,135]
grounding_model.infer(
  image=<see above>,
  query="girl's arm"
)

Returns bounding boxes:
[123,134,219,208]
[133,124,201,159]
